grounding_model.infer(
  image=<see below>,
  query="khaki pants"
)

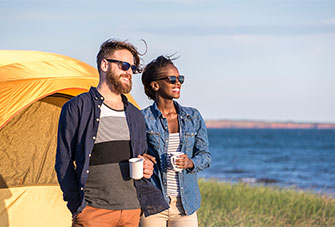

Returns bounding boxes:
[72,206,141,227]
[140,197,198,227]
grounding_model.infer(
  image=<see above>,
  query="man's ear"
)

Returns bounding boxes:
[100,59,109,72]
[151,81,159,91]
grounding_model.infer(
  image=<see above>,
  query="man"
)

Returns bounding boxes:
[55,39,168,227]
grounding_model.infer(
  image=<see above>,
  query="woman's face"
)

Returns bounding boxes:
[154,64,182,100]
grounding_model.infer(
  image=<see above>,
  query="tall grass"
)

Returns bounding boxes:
[198,179,335,226]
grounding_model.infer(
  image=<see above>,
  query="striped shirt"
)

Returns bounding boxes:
[167,133,181,197]
[84,103,140,210]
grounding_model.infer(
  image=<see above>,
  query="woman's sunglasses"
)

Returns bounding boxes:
[105,59,138,74]
[156,75,185,84]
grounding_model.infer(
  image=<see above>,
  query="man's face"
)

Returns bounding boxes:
[106,49,134,94]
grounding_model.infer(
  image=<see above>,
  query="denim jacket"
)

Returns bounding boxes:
[55,87,168,216]
[141,101,211,215]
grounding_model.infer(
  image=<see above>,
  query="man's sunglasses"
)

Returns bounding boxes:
[156,75,185,84]
[105,59,138,74]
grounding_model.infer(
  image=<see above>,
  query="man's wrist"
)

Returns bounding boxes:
[187,159,194,169]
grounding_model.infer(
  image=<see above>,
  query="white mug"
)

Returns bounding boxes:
[129,158,144,180]
[170,152,184,172]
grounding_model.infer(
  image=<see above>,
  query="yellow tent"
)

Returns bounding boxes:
[0,50,138,226]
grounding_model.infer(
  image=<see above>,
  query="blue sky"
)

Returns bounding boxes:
[1,0,334,122]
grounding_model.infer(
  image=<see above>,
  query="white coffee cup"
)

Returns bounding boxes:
[170,152,184,172]
[129,158,144,180]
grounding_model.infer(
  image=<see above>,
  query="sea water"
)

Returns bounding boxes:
[198,128,335,196]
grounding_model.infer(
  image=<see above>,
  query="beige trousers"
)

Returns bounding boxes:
[140,197,198,227]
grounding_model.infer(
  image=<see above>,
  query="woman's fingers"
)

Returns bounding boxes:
[175,154,189,169]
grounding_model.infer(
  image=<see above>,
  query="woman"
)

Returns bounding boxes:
[140,56,211,227]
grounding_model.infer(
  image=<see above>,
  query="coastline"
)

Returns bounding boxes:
[205,119,335,129]
[203,127,335,198]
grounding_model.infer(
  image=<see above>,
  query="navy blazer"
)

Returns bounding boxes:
[55,87,168,216]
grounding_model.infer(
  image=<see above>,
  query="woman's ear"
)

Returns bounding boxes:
[151,81,159,91]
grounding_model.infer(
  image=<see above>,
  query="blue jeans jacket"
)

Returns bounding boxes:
[141,101,211,215]
[55,87,168,216]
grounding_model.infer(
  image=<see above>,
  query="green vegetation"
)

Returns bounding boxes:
[198,179,335,227]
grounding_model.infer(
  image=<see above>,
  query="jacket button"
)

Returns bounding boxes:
[88,154,91,157]
[96,118,99,121]
[81,187,84,191]
[93,136,96,140]
[98,105,101,108]
[86,170,89,174]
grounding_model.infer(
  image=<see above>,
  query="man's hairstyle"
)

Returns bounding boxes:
[141,55,175,100]
[96,38,142,73]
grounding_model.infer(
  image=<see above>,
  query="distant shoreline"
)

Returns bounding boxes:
[205,120,335,129]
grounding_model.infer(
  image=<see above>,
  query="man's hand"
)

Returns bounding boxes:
[138,154,156,179]
[142,153,157,164]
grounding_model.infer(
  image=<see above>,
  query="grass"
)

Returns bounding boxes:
[197,179,335,227]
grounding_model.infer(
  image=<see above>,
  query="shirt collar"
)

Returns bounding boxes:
[152,101,187,119]
[90,86,129,107]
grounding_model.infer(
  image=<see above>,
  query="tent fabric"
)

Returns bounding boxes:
[0,186,71,227]
[0,50,139,129]
[0,50,140,226]
[0,50,99,129]
[0,95,66,188]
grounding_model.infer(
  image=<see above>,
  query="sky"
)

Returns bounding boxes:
[1,0,334,123]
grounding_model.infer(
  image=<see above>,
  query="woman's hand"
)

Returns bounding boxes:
[175,154,194,169]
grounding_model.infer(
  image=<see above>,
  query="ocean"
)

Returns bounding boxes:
[198,128,335,197]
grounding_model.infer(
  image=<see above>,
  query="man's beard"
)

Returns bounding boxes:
[106,71,132,94]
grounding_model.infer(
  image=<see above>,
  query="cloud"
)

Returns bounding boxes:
[323,18,335,25]
[136,24,335,36]
[144,0,210,2]
[17,12,70,22]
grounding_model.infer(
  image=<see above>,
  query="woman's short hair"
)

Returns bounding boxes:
[141,55,175,100]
